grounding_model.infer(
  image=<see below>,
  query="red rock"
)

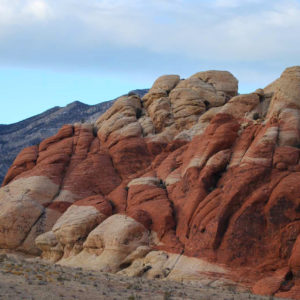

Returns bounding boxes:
[1,67,300,298]
[127,183,174,238]
[45,202,72,213]
[273,146,300,167]
[109,137,152,179]
[289,235,300,276]
[2,145,38,186]
[39,124,74,152]
[252,267,290,296]
[266,173,300,229]
[75,195,113,216]
[106,184,128,213]
[275,278,300,299]
[127,209,152,230]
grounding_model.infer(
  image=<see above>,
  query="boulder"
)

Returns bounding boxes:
[191,70,238,99]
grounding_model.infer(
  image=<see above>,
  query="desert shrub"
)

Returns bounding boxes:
[159,179,166,190]
[253,112,260,120]
[136,108,142,119]
[163,291,172,300]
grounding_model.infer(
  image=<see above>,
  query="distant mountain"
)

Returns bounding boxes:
[0,89,148,184]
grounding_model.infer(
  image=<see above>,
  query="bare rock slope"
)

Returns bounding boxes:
[1,68,300,299]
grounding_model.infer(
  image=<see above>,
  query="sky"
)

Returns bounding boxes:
[0,0,299,124]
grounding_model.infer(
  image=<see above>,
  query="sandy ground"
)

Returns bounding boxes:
[0,253,281,300]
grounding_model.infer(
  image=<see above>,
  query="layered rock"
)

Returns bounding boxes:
[1,68,300,299]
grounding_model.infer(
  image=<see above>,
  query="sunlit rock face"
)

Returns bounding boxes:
[1,67,300,299]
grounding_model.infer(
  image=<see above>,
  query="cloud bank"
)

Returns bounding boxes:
[0,0,299,90]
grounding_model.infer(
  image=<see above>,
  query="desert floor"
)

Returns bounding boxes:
[0,252,280,300]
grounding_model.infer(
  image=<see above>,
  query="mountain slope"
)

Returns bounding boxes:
[0,89,148,184]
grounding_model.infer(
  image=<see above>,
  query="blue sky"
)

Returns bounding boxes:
[0,0,300,124]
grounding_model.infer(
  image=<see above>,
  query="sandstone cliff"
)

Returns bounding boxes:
[0,68,300,299]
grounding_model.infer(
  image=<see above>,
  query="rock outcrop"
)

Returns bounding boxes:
[1,68,300,299]
[0,89,148,185]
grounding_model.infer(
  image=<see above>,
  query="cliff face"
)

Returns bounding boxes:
[0,68,300,299]
[0,89,148,184]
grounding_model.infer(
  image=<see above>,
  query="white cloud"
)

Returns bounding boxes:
[49,0,299,63]
[213,0,262,8]
[214,0,243,8]
[0,0,52,29]
[0,0,299,90]
[0,0,16,25]
[23,0,52,20]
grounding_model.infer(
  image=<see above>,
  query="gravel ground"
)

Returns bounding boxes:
[0,253,280,300]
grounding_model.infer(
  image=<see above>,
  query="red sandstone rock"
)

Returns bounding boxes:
[1,67,300,299]
[2,145,38,186]
[253,267,291,296]
[75,195,113,216]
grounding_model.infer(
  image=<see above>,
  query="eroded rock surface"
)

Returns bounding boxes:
[1,68,300,299]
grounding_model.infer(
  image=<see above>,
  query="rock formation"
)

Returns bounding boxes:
[0,67,300,299]
[0,89,148,185]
